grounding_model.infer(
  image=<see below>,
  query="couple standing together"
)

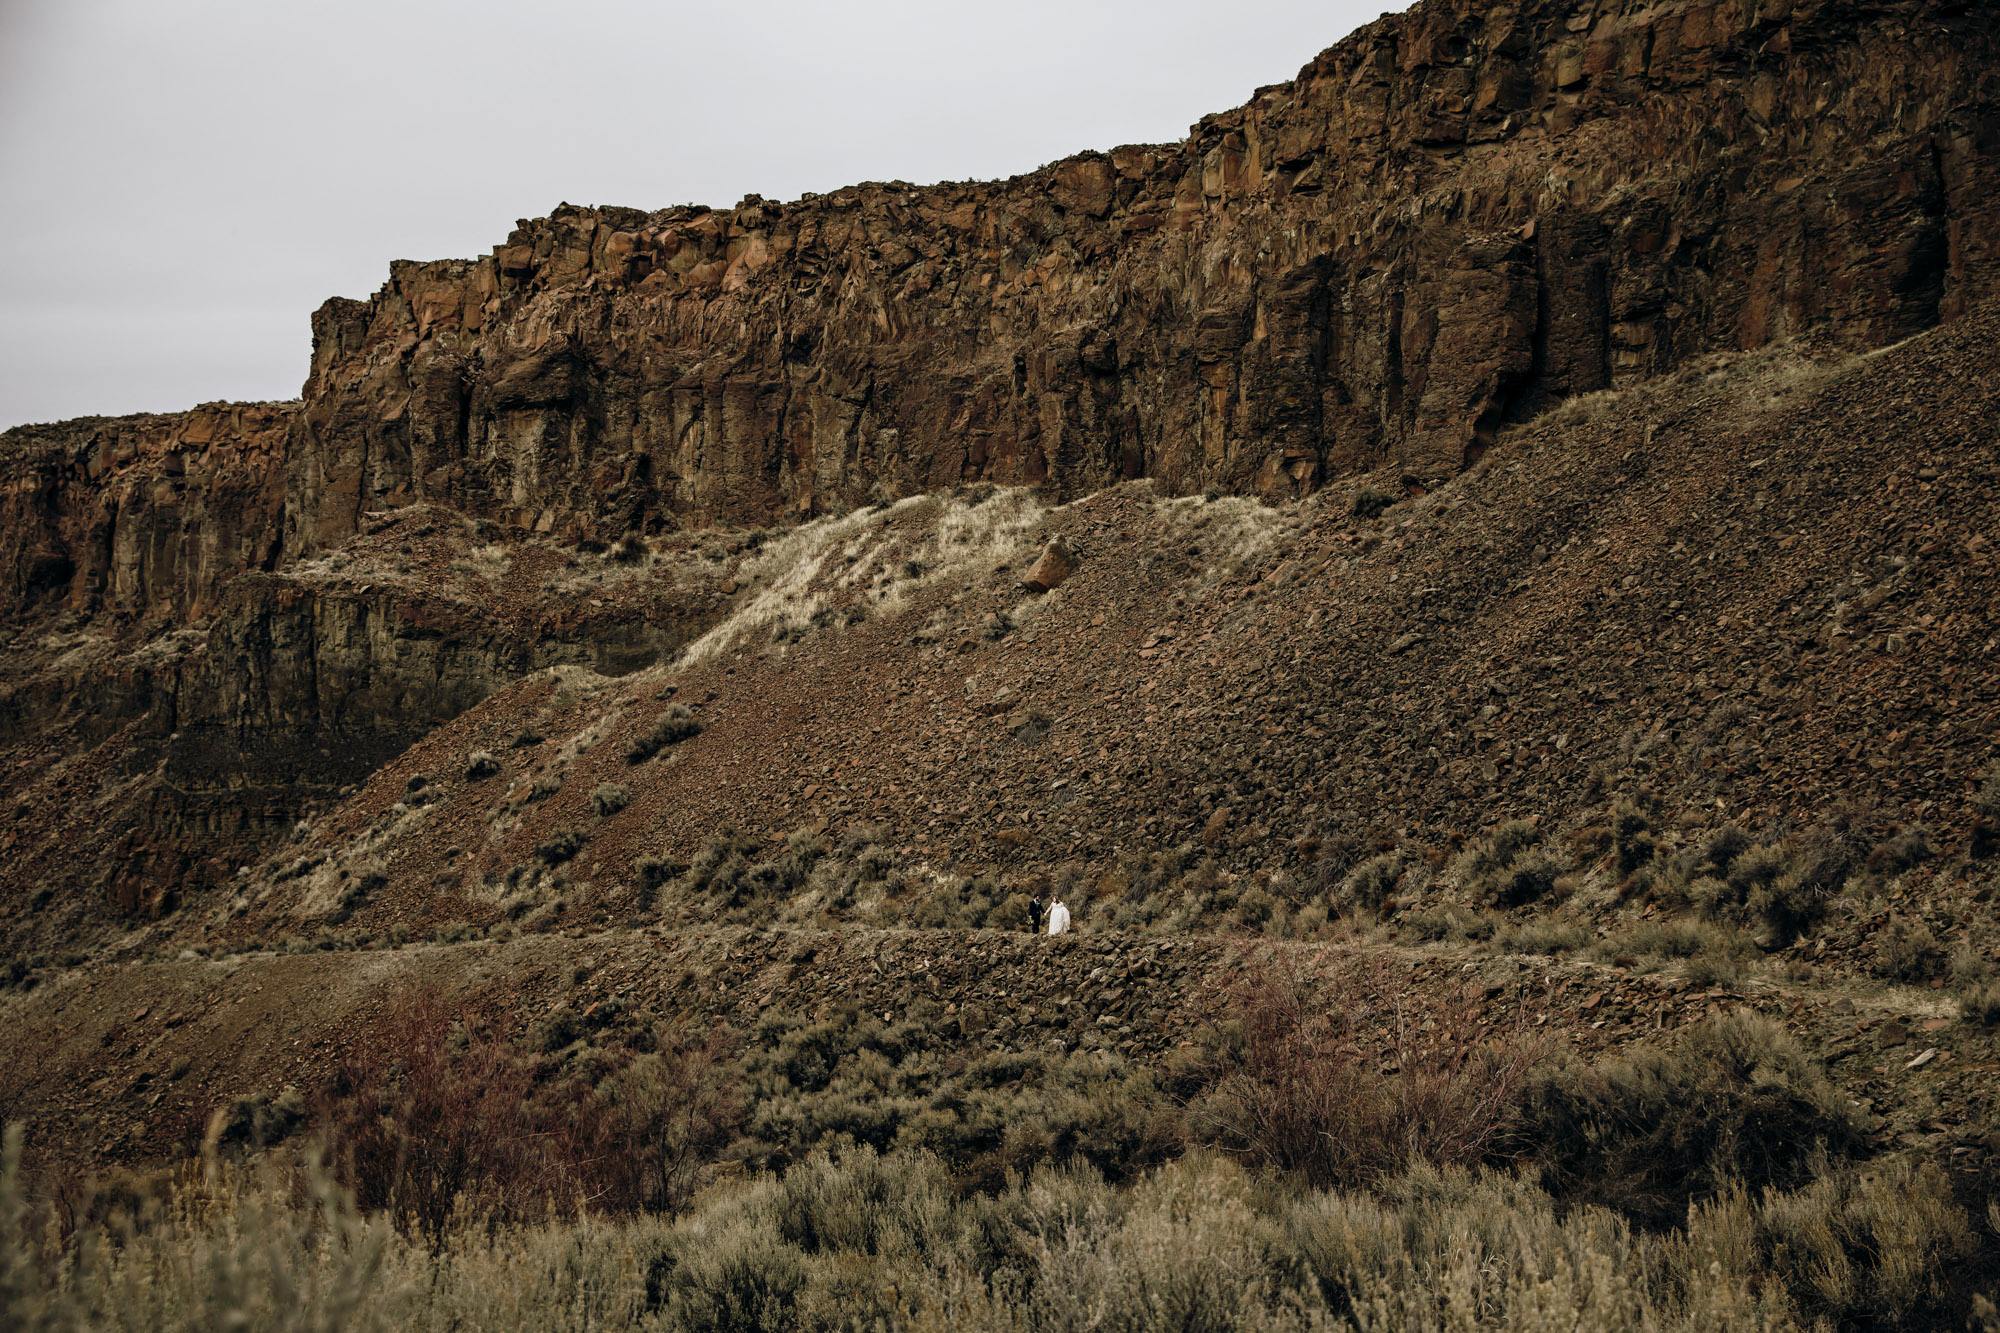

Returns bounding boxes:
[1027,895,1070,936]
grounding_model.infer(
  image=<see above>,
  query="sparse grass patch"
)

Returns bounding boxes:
[1402,903,1496,943]
[1493,918,1590,956]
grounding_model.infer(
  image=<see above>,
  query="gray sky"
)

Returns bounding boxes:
[0,0,1394,430]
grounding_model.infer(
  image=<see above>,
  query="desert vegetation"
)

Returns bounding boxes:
[5,955,1992,1330]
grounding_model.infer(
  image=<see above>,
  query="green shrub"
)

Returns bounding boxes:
[633,854,679,909]
[1692,839,1825,945]
[1338,852,1401,912]
[1234,886,1276,928]
[1517,1012,1865,1229]
[1494,848,1565,907]
[628,705,704,763]
[1700,823,1752,876]
[536,828,587,865]
[1872,916,1946,983]
[1610,800,1658,876]
[1721,1158,1974,1330]
[1866,825,1934,880]
[590,782,630,818]
[1453,820,1563,906]
[0,1120,1980,1331]
[1351,484,1393,519]
[327,868,387,925]
[1960,982,2000,1026]
[210,1086,305,1149]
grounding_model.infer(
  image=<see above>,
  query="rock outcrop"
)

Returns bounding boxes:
[14,1,1996,623]
[277,0,1999,550]
[0,403,293,623]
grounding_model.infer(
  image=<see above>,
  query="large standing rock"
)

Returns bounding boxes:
[1021,538,1078,593]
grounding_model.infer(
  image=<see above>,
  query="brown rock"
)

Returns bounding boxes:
[1021,539,1078,593]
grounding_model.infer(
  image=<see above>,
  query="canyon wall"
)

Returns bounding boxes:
[280,0,1999,550]
[5,0,1996,614]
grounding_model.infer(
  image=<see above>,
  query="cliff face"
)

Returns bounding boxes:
[6,0,1996,617]
[279,0,1999,549]
[0,404,293,623]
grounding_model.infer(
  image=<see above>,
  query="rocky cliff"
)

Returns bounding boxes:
[280,0,1999,549]
[9,0,1997,624]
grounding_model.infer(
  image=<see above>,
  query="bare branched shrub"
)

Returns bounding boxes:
[310,992,574,1245]
[589,1024,745,1216]
[1188,956,1544,1189]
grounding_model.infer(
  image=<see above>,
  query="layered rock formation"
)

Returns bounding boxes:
[280,0,1999,549]
[9,1,1996,622]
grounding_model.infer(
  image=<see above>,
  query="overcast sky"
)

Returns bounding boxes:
[0,0,1394,430]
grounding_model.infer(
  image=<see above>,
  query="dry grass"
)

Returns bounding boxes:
[10,1127,1973,1331]
[659,487,1050,674]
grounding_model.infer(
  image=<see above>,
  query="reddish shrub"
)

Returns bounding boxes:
[312,991,567,1244]
[584,1024,744,1216]
[1189,954,1544,1188]
[310,990,743,1243]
